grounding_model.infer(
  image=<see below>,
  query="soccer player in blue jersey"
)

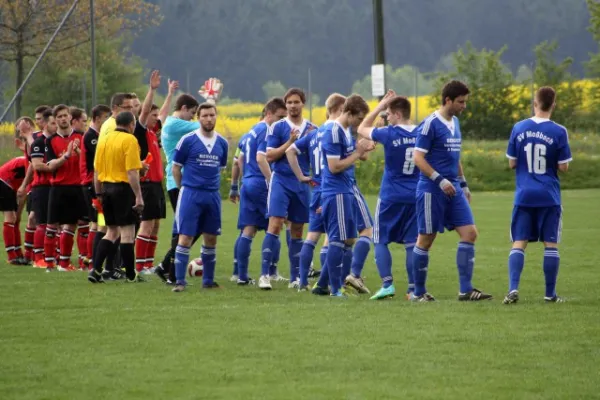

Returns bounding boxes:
[412,80,492,302]
[234,98,287,285]
[171,103,228,292]
[357,90,419,300]
[258,88,316,290]
[285,93,347,292]
[321,94,374,297]
[503,87,571,304]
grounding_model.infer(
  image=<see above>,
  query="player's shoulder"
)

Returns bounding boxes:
[252,121,268,136]
[215,132,229,148]
[416,112,439,135]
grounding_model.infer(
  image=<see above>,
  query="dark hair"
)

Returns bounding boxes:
[536,86,556,112]
[42,109,54,122]
[52,104,69,117]
[342,94,369,116]
[150,104,160,111]
[174,94,199,111]
[260,107,266,119]
[110,92,135,108]
[264,97,286,114]
[69,107,85,121]
[284,88,306,104]
[129,92,139,99]
[91,104,111,120]
[15,117,35,138]
[197,102,217,115]
[35,105,51,115]
[441,80,470,105]
[388,96,411,119]
[115,111,135,127]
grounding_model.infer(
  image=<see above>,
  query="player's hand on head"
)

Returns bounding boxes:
[150,70,161,90]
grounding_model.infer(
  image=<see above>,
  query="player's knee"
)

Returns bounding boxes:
[177,234,193,247]
[461,228,478,243]
[4,211,16,223]
[152,220,160,235]
[119,225,136,243]
[512,240,528,250]
[359,227,373,238]
[242,226,257,237]
[203,235,217,247]
[138,221,153,236]
[306,232,320,242]
[543,242,558,249]
[104,227,119,241]
[267,217,284,235]
[290,223,304,239]
[343,238,356,247]
[416,234,435,250]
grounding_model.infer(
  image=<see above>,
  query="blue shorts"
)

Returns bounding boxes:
[373,199,417,245]
[238,178,268,231]
[267,173,310,223]
[308,190,325,233]
[175,187,221,237]
[416,188,474,234]
[322,193,357,242]
[511,205,562,243]
[352,185,373,232]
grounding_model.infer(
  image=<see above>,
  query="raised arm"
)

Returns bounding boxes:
[357,90,395,139]
[159,79,179,123]
[139,70,161,127]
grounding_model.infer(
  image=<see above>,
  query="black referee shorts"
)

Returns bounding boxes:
[82,185,97,223]
[167,188,180,212]
[0,181,17,211]
[48,185,86,225]
[141,182,166,221]
[103,182,138,227]
[26,192,33,213]
[31,185,51,224]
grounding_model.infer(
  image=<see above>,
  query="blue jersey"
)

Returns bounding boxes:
[506,117,572,207]
[292,120,331,189]
[321,121,356,197]
[172,130,228,191]
[239,121,268,181]
[266,118,315,178]
[415,112,463,190]
[370,124,418,204]
[162,116,200,191]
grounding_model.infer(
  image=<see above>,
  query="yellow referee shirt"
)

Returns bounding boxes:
[95,128,142,183]
[99,116,116,137]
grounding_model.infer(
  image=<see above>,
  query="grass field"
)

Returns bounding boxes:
[1,190,599,399]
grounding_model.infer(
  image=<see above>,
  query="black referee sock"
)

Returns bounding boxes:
[106,239,120,272]
[120,243,135,280]
[94,238,114,273]
[92,231,105,266]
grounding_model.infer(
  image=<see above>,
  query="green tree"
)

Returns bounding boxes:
[431,42,523,139]
[351,65,434,99]
[262,80,287,101]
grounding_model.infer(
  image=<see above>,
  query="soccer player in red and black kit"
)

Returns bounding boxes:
[29,109,57,268]
[0,156,28,264]
[44,104,87,272]
[81,104,111,271]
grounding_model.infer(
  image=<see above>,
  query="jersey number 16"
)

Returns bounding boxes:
[524,143,546,174]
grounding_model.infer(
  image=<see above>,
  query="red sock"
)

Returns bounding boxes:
[34,224,47,263]
[59,229,75,269]
[13,224,24,258]
[3,222,17,261]
[44,227,58,267]
[135,235,150,272]
[76,223,89,267]
[145,236,158,268]
[24,225,35,260]
[87,229,97,263]
[54,232,60,261]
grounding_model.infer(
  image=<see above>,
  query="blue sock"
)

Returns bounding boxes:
[374,243,393,288]
[543,248,560,298]
[286,227,291,250]
[232,232,241,275]
[412,246,429,296]
[508,248,525,292]
[201,246,216,285]
[342,245,353,281]
[261,233,279,276]
[327,242,345,294]
[320,246,328,270]
[269,237,281,276]
[456,242,475,293]
[405,244,415,293]
[174,244,190,285]
[316,246,329,288]
[290,238,303,282]
[351,236,371,277]
[299,240,316,286]
[237,235,253,281]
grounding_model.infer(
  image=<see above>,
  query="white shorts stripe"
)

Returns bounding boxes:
[175,186,185,233]
[424,192,432,234]
[557,206,563,243]
[373,198,381,244]
[336,194,347,241]
[266,171,275,214]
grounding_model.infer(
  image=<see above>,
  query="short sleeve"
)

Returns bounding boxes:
[172,136,190,167]
[414,119,434,154]
[45,137,58,162]
[124,136,143,171]
[220,139,228,168]
[30,138,45,159]
[266,123,282,151]
[172,119,200,135]
[294,133,311,154]
[370,127,389,144]
[94,137,105,171]
[506,126,517,160]
[321,130,341,159]
[557,129,572,164]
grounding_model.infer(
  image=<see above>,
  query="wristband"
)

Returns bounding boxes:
[231,184,239,191]
[430,171,444,186]
[458,175,468,188]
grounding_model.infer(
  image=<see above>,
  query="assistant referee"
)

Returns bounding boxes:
[88,111,144,284]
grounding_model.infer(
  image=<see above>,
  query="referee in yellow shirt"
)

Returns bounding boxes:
[88,111,145,283]
[99,93,136,137]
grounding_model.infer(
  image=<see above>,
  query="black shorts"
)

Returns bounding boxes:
[103,182,138,227]
[31,185,51,224]
[82,185,97,223]
[141,182,166,221]
[0,181,17,211]
[167,188,179,212]
[47,185,86,225]
[26,192,33,213]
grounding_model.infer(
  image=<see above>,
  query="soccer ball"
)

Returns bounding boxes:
[187,258,203,277]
